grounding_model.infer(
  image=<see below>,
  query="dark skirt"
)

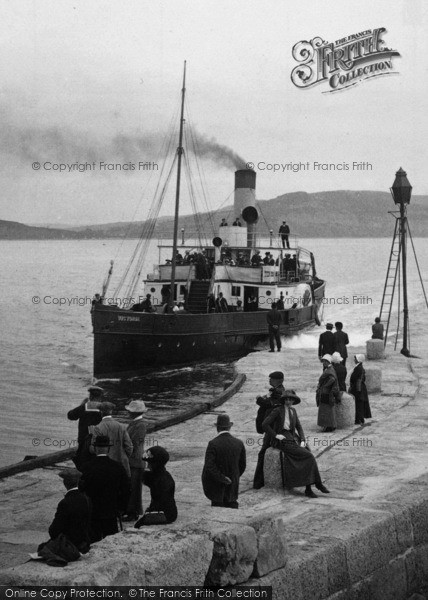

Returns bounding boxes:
[353,383,372,424]
[317,395,336,428]
[276,431,322,488]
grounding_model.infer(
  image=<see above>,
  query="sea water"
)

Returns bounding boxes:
[0,237,427,467]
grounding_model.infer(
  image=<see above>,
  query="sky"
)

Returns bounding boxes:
[0,0,427,225]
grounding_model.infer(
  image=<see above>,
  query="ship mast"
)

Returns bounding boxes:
[169,61,187,311]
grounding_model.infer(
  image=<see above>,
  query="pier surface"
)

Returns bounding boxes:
[1,336,427,598]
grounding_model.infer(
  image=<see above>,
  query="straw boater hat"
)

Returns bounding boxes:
[331,352,343,364]
[280,390,301,405]
[125,400,148,413]
[321,354,333,363]
[355,354,365,364]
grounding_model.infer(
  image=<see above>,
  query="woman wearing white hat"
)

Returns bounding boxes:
[331,352,347,392]
[349,355,372,425]
[123,400,148,521]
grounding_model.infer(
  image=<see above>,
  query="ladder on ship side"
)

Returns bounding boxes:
[379,218,401,347]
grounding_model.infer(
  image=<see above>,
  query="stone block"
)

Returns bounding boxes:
[205,525,257,586]
[246,561,304,600]
[335,392,354,428]
[0,530,213,586]
[366,557,408,600]
[344,516,399,584]
[365,366,382,393]
[405,545,428,595]
[366,339,385,360]
[249,515,288,577]
[263,447,283,489]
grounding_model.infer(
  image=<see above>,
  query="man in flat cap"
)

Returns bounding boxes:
[67,386,103,470]
[253,371,285,488]
[123,400,148,521]
[202,414,246,508]
[318,323,336,362]
[80,435,130,542]
[91,402,133,477]
[48,469,91,553]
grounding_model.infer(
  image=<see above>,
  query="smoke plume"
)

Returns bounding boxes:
[0,104,246,171]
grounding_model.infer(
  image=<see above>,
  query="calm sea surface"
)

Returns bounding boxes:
[1,237,427,467]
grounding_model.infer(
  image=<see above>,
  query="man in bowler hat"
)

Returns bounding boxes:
[202,414,246,508]
[80,435,130,542]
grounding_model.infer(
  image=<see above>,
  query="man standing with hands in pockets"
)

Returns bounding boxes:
[202,414,246,508]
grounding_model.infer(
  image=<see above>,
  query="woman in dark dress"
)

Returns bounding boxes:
[349,354,372,425]
[135,446,177,527]
[331,352,347,392]
[317,354,340,432]
[262,390,330,498]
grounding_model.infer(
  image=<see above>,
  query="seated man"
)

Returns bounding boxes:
[48,469,91,553]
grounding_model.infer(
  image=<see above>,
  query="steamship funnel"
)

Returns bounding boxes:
[234,169,258,224]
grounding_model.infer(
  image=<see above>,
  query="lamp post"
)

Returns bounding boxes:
[390,167,412,357]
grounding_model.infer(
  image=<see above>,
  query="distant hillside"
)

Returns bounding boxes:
[0,220,82,240]
[257,190,428,238]
[2,190,428,239]
[70,190,428,239]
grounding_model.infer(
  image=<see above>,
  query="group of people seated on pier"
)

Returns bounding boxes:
[41,389,178,561]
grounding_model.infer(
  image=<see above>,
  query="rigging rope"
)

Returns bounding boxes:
[112,106,180,300]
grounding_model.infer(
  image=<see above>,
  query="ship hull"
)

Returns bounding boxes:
[93,282,325,377]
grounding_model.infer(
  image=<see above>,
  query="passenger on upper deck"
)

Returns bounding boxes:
[220,218,228,227]
[279,221,291,249]
[232,217,242,226]
[251,250,262,267]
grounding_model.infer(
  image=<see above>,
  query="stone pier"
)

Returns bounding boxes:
[1,337,428,599]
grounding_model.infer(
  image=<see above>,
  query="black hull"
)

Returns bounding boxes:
[93,283,325,377]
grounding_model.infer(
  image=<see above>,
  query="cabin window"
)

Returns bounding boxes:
[179,285,186,296]
[231,286,241,296]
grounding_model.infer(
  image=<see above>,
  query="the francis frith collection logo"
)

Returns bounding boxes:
[291,28,400,92]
